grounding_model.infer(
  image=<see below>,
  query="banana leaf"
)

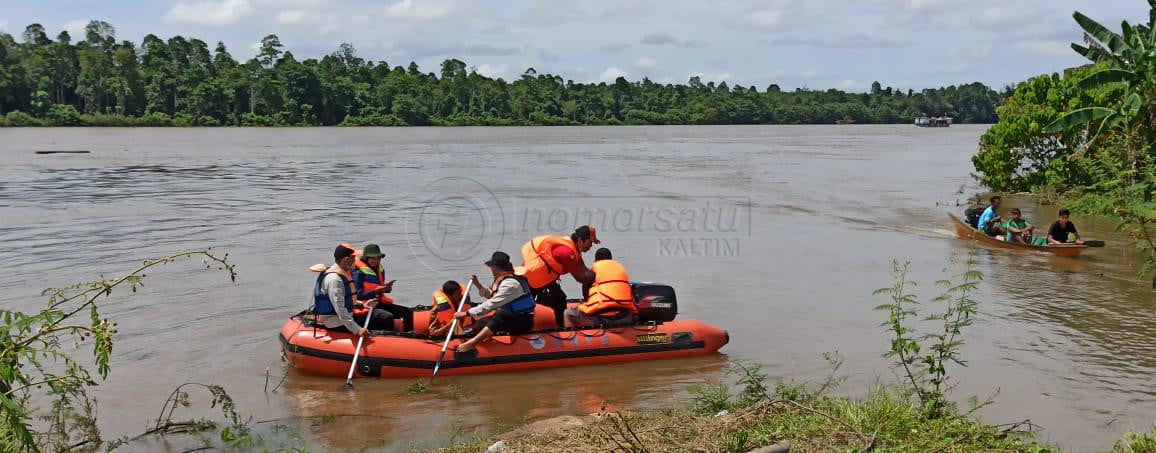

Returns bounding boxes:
[1043,107,1116,133]
[1076,68,1133,89]
[1071,43,1100,61]
[1075,12,1126,53]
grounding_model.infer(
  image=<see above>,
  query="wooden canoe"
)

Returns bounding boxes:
[947,213,1088,257]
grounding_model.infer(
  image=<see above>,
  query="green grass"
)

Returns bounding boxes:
[431,388,1052,453]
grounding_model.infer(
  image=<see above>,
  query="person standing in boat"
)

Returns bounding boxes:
[1047,209,1085,245]
[976,196,1005,237]
[565,247,637,328]
[518,225,599,327]
[314,244,394,336]
[352,244,413,332]
[454,251,537,352]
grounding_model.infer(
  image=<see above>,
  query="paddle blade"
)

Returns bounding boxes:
[344,379,353,390]
[1084,240,1106,247]
[309,263,327,272]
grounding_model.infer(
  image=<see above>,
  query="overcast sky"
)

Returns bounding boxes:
[0,0,1142,91]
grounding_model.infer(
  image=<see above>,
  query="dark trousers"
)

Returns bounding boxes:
[376,303,414,331]
[473,310,535,335]
[349,309,394,332]
[531,281,567,327]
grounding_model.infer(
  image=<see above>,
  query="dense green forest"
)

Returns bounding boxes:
[0,21,1003,127]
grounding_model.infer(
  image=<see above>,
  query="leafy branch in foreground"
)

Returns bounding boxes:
[1116,206,1156,288]
[0,249,236,453]
[874,252,983,418]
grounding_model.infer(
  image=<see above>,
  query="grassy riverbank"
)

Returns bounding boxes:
[435,387,1045,453]
[431,380,1155,453]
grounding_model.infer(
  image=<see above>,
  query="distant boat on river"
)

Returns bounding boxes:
[914,115,952,127]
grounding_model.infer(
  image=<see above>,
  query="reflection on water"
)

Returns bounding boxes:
[0,126,1152,452]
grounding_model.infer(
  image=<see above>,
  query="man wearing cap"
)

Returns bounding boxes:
[313,244,395,336]
[453,251,538,352]
[352,243,413,332]
[518,225,600,327]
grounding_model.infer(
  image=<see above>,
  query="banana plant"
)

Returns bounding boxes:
[1044,3,1156,171]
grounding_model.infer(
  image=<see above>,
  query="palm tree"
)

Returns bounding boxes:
[1044,2,1156,182]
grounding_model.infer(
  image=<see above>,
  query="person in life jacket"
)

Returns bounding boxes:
[518,225,599,327]
[313,244,395,335]
[565,247,637,328]
[429,280,474,337]
[454,251,537,352]
[352,243,414,331]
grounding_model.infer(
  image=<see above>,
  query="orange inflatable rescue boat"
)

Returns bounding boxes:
[280,283,729,378]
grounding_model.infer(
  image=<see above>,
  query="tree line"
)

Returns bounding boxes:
[0,21,1004,127]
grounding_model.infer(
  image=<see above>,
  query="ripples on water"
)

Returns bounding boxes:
[0,126,1152,451]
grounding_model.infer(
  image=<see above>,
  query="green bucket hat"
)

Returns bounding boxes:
[362,244,384,258]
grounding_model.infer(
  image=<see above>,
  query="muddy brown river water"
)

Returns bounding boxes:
[1,125,1153,451]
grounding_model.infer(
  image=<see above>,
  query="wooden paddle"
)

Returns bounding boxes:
[430,279,474,383]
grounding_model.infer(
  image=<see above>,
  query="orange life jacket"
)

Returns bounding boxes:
[580,259,636,316]
[519,235,580,289]
[429,286,472,334]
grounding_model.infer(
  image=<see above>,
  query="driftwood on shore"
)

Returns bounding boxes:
[34,150,91,154]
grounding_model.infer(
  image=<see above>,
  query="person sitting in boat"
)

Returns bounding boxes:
[352,244,413,332]
[454,251,537,352]
[976,196,1005,237]
[314,244,394,336]
[429,280,473,337]
[519,225,600,328]
[1003,208,1036,244]
[565,247,637,328]
[1047,209,1085,245]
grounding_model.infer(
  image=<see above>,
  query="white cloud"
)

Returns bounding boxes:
[691,72,734,83]
[971,6,1034,30]
[165,0,253,27]
[62,19,87,39]
[840,79,865,90]
[766,69,825,81]
[1013,40,1071,57]
[891,0,950,14]
[476,63,511,79]
[277,9,307,24]
[633,57,657,70]
[885,0,951,25]
[599,67,628,83]
[770,34,904,48]
[384,0,479,21]
[0,19,8,31]
[946,45,991,60]
[740,9,788,30]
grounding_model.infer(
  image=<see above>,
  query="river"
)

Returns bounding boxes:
[1,125,1152,451]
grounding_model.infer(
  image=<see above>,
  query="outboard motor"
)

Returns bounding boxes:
[631,282,678,323]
